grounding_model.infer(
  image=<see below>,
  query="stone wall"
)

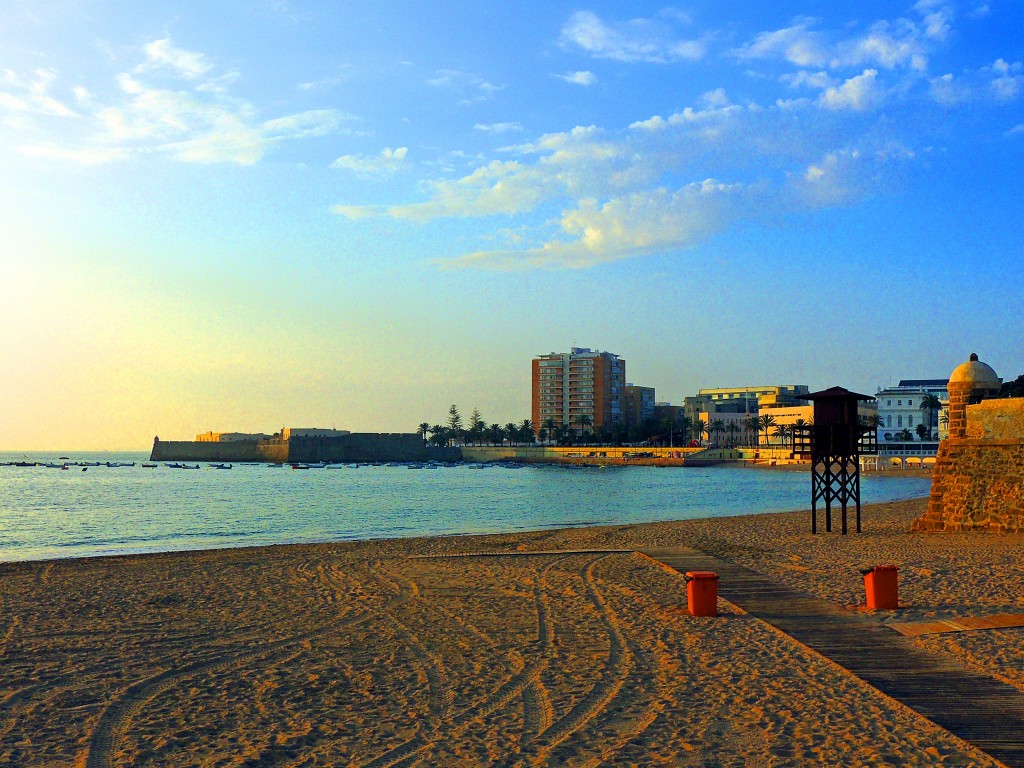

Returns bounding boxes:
[287,434,459,463]
[151,434,455,464]
[912,397,1024,533]
[150,440,265,462]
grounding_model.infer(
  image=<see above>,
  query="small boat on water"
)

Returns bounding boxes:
[181,464,201,470]
[211,463,232,470]
[165,463,183,469]
[13,461,35,467]
[142,463,158,468]
[291,463,310,470]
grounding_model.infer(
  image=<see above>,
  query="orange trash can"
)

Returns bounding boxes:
[860,565,899,610]
[685,571,719,617]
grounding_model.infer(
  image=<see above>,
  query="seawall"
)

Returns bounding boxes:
[150,434,458,464]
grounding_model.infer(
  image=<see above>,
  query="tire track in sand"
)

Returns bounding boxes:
[83,561,384,768]
[511,554,633,767]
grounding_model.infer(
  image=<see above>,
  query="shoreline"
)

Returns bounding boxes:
[0,487,933,567]
[3,496,1022,766]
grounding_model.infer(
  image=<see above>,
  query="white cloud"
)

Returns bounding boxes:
[913,0,954,41]
[839,20,930,72]
[555,71,597,86]
[781,70,835,90]
[734,18,827,68]
[0,68,77,117]
[929,73,971,106]
[332,76,932,271]
[967,4,990,20]
[474,122,523,133]
[137,39,213,79]
[331,146,408,177]
[819,69,882,111]
[2,42,345,165]
[437,181,746,270]
[738,10,945,74]
[560,10,705,63]
[426,69,503,103]
[989,59,1023,102]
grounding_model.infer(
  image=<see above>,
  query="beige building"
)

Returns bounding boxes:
[195,431,273,442]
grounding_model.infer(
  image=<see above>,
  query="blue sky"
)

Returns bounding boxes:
[1,0,1021,449]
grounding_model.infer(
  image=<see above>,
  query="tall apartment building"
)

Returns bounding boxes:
[624,384,656,427]
[532,347,625,434]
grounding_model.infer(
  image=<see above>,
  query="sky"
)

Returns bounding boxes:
[1,0,1022,450]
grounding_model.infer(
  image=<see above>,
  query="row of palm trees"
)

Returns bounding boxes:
[417,406,818,449]
[419,394,949,450]
[417,406,537,448]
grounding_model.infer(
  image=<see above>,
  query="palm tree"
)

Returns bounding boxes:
[538,428,548,444]
[757,414,777,446]
[895,428,914,441]
[417,422,431,444]
[520,419,534,443]
[919,394,942,430]
[504,423,519,446]
[774,423,791,448]
[915,423,931,441]
[429,424,448,447]
[677,415,693,444]
[542,418,557,446]
[693,418,708,446]
[710,419,725,446]
[743,415,760,447]
[490,423,503,445]
[725,422,740,447]
[575,414,592,438]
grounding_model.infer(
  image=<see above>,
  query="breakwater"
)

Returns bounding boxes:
[150,433,460,464]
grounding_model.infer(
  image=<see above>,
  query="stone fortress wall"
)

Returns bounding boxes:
[912,354,1024,534]
[151,433,457,464]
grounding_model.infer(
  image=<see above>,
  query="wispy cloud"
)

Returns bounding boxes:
[555,71,597,86]
[136,38,213,79]
[331,146,408,177]
[734,8,942,73]
[0,68,78,117]
[474,122,522,133]
[560,11,705,63]
[426,69,503,103]
[0,38,346,165]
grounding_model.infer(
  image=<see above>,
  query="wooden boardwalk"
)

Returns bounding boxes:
[642,546,1024,768]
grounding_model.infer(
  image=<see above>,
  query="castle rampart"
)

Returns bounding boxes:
[912,354,1024,534]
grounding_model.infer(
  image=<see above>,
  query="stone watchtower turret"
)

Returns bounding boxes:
[945,353,1001,439]
[912,353,1019,533]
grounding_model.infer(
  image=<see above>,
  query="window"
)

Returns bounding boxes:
[897,400,902,406]
[887,400,891,406]
[887,416,892,427]
[898,415,903,427]
[908,399,913,407]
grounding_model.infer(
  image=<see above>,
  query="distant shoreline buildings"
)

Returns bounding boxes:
[530,345,957,455]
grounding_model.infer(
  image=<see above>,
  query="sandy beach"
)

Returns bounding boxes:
[2,497,1022,767]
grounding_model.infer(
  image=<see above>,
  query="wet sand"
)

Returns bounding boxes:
[2,497,1021,767]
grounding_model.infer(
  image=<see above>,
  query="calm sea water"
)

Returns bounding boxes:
[0,452,932,562]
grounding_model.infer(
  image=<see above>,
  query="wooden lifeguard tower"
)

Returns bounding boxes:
[802,387,875,534]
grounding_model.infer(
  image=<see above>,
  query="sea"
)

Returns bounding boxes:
[0,451,933,563]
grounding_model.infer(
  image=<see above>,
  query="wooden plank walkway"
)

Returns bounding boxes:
[642,546,1024,768]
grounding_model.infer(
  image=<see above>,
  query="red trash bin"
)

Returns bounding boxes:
[685,571,719,617]
[860,565,898,610]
